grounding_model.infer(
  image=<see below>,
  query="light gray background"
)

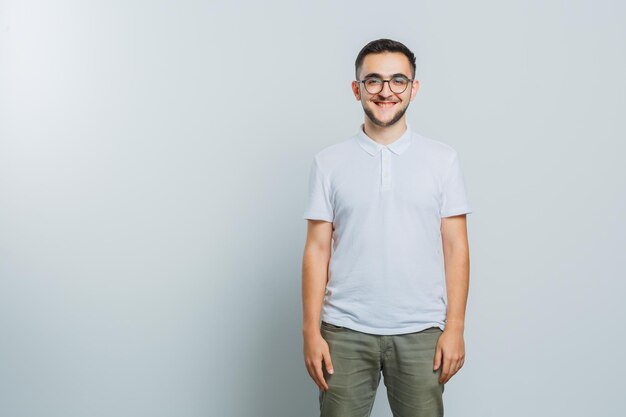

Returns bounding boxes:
[1,1,625,416]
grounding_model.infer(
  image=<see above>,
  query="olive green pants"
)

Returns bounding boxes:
[319,321,445,417]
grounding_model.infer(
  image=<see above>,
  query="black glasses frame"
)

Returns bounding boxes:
[357,76,414,94]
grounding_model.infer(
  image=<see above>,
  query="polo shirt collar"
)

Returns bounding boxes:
[356,122,413,156]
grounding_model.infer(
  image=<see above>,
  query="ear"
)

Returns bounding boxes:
[351,81,361,100]
[409,79,420,101]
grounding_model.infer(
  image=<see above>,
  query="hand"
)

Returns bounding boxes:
[303,330,334,391]
[433,327,465,384]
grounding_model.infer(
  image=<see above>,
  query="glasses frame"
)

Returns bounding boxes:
[357,76,414,95]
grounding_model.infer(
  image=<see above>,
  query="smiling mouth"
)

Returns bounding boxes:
[374,102,398,108]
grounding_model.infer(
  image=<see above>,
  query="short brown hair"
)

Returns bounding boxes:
[355,38,417,80]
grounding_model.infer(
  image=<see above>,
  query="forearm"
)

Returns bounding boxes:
[302,245,330,336]
[443,242,470,332]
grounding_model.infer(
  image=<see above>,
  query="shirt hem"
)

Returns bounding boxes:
[323,319,445,336]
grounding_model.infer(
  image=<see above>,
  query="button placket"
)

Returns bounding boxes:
[381,146,392,191]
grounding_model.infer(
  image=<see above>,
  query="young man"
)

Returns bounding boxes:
[301,38,472,417]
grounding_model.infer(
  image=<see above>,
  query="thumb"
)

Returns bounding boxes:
[433,345,442,371]
[323,351,334,374]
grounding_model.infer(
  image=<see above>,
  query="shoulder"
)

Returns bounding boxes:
[311,136,357,172]
[412,132,459,161]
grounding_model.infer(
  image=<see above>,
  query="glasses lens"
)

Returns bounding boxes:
[390,77,409,93]
[363,78,383,94]
[362,77,410,94]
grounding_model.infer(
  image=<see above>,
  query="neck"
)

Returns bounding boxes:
[362,117,408,145]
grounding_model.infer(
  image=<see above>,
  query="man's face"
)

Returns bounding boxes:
[352,52,419,127]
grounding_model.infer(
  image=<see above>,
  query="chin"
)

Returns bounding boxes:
[363,104,407,128]
[371,114,402,127]
[371,119,393,127]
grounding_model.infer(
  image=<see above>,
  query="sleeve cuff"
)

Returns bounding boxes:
[302,211,333,222]
[440,207,473,218]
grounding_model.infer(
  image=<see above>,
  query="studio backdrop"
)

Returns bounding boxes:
[1,1,625,416]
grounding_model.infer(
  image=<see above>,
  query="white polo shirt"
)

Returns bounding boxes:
[303,122,473,335]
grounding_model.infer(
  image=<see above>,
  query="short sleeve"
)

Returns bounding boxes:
[440,151,473,217]
[302,156,334,222]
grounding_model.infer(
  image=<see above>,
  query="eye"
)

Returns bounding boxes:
[365,78,383,86]
[392,77,408,85]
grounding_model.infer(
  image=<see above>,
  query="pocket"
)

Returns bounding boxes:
[321,321,347,331]
[420,326,442,334]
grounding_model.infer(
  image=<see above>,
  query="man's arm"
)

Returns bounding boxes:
[301,219,334,391]
[441,214,470,332]
[302,219,333,335]
[434,213,470,384]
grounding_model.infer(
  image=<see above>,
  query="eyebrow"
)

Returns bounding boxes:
[362,72,410,79]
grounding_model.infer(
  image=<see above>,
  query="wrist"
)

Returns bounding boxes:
[302,322,321,336]
[445,320,465,332]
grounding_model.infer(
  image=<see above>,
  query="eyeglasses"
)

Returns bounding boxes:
[357,76,413,94]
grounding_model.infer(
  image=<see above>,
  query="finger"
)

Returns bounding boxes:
[433,345,442,371]
[452,359,461,375]
[447,357,461,382]
[456,356,465,374]
[323,351,334,375]
[437,349,447,382]
[305,362,323,390]
[448,358,460,381]
[315,359,328,391]
[308,361,327,391]
[440,356,452,384]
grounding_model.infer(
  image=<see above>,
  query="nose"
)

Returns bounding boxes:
[379,80,394,97]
